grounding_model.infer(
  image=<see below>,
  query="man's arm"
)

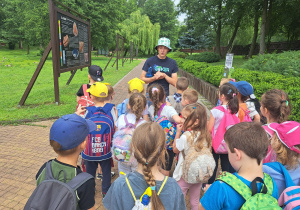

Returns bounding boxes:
[164,72,178,87]
[140,70,157,84]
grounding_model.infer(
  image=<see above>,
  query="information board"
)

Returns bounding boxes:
[225,53,234,69]
[57,12,89,69]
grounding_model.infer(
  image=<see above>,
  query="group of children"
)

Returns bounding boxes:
[31,64,300,210]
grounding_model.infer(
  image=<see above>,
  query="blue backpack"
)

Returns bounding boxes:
[116,98,129,117]
[82,103,115,161]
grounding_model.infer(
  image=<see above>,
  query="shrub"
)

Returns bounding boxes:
[172,51,189,59]
[186,52,221,63]
[171,57,300,122]
[242,51,300,77]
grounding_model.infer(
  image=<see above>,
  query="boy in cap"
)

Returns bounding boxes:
[76,65,104,102]
[78,82,117,198]
[229,80,260,122]
[140,37,178,97]
[35,114,97,210]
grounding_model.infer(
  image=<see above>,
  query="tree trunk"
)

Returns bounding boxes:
[225,14,243,54]
[248,10,260,58]
[259,0,268,54]
[27,45,30,55]
[266,0,273,52]
[190,49,192,55]
[215,0,222,57]
[19,41,23,49]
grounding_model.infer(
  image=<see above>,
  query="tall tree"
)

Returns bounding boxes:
[117,10,160,55]
[141,0,178,49]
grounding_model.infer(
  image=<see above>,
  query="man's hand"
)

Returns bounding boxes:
[154,71,165,80]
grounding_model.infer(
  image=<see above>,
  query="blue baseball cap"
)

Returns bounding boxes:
[229,81,256,99]
[50,114,97,150]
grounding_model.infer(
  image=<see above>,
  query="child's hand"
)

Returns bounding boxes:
[76,104,86,116]
[177,123,183,131]
[166,100,171,106]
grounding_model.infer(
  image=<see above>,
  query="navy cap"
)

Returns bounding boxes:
[89,65,104,82]
[229,81,255,98]
[50,114,96,150]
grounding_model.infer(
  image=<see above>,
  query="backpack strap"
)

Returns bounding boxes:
[66,172,94,191]
[124,115,142,128]
[217,172,274,200]
[120,172,168,201]
[82,84,91,99]
[44,161,55,180]
[157,103,166,117]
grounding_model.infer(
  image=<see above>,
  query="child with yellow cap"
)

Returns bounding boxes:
[77,82,117,198]
[116,78,149,121]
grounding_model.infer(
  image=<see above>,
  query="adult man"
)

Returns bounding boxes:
[140,37,178,97]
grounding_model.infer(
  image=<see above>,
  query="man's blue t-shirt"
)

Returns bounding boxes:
[200,172,279,210]
[142,55,178,96]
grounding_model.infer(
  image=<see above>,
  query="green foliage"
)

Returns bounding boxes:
[170,55,300,122]
[242,51,300,77]
[172,51,188,59]
[0,48,142,123]
[186,52,221,63]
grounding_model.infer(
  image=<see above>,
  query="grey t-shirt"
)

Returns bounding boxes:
[142,55,178,96]
[103,171,187,210]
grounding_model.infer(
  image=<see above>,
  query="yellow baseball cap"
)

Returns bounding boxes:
[86,82,108,97]
[128,78,145,93]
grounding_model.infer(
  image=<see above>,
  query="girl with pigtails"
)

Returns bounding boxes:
[103,122,186,210]
[148,84,183,176]
[207,83,239,184]
[113,93,148,175]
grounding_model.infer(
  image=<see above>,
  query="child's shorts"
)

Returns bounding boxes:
[162,149,175,171]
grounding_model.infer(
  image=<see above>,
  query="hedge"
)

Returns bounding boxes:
[168,53,300,122]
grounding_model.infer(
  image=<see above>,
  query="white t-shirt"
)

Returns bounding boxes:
[245,99,259,119]
[149,104,178,122]
[211,105,239,136]
[115,113,146,130]
[173,131,205,181]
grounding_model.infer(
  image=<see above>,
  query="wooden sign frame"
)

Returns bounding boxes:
[18,0,91,106]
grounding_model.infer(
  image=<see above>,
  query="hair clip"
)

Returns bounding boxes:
[145,162,148,165]
[227,89,232,95]
[232,93,236,97]
[193,106,196,109]
[281,100,289,106]
[152,87,159,94]
[150,186,156,190]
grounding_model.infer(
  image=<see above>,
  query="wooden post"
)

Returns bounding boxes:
[18,41,52,106]
[66,69,78,85]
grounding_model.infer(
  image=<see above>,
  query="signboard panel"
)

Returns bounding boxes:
[57,12,89,69]
[225,53,234,69]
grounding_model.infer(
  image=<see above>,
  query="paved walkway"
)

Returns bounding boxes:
[0,60,212,210]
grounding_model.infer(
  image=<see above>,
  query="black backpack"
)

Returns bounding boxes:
[248,98,267,124]
[24,161,93,210]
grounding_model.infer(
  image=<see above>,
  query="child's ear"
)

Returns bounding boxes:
[78,138,87,151]
[233,148,242,160]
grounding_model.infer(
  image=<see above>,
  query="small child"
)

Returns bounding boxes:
[35,114,97,209]
[181,89,199,110]
[216,78,231,106]
[117,77,149,121]
[114,93,147,174]
[263,121,300,195]
[78,82,117,198]
[103,122,187,210]
[229,80,260,122]
[166,77,189,113]
[76,65,104,102]
[148,84,183,176]
[199,122,279,210]
[207,83,239,184]
[261,89,291,163]
[173,103,213,210]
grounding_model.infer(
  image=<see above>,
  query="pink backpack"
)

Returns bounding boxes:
[240,106,252,122]
[262,123,277,163]
[212,106,240,154]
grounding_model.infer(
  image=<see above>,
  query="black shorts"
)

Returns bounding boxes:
[162,149,175,171]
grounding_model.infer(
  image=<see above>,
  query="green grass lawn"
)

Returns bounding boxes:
[0,47,142,124]
[208,55,250,68]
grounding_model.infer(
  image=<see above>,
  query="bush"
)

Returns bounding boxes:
[168,51,188,59]
[186,52,221,63]
[242,51,300,77]
[170,57,300,122]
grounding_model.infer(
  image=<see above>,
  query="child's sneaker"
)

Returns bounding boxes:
[97,173,103,180]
